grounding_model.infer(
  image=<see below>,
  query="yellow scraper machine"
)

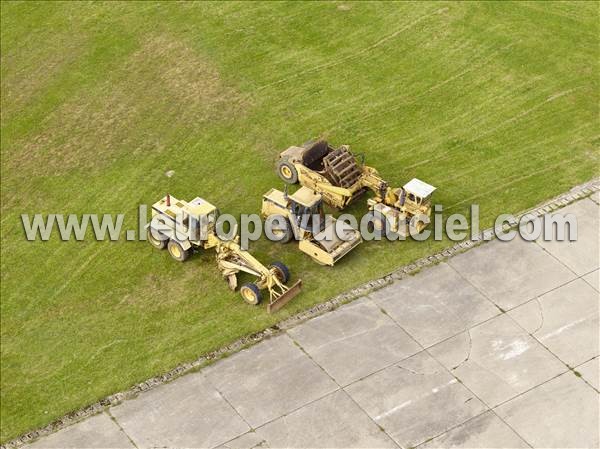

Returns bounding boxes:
[147,194,301,313]
[276,140,436,234]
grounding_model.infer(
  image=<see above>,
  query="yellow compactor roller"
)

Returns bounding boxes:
[261,186,362,266]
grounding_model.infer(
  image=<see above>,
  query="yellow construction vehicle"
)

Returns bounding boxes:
[147,194,301,313]
[276,140,436,234]
[261,186,362,265]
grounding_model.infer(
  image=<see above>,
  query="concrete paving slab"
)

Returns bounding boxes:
[370,263,499,348]
[583,269,599,291]
[576,357,599,391]
[448,238,575,310]
[24,413,133,449]
[255,390,398,448]
[203,334,338,428]
[345,351,486,449]
[429,314,567,407]
[287,299,420,385]
[110,372,249,449]
[495,372,599,448]
[590,190,600,205]
[508,279,599,367]
[537,199,599,275]
[419,411,528,449]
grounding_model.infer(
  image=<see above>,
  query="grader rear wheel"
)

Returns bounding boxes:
[167,240,191,262]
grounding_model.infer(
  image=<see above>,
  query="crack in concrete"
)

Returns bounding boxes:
[451,330,473,371]
[532,297,545,335]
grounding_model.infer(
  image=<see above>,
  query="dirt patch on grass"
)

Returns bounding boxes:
[0,34,87,123]
[5,34,247,177]
[134,34,244,119]
[7,89,138,175]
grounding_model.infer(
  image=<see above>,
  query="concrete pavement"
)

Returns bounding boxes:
[24,195,600,449]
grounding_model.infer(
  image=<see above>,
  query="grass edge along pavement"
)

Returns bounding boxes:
[4,178,599,449]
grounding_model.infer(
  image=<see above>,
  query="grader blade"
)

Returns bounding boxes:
[268,279,302,314]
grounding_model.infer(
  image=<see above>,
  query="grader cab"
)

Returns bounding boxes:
[147,194,301,312]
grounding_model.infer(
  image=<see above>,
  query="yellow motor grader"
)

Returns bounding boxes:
[276,140,436,234]
[147,194,301,313]
[261,186,362,265]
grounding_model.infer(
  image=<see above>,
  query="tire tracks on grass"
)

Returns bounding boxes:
[442,157,585,211]
[295,37,477,126]
[368,74,542,150]
[373,81,589,180]
[463,86,587,145]
[257,7,448,91]
[327,42,517,137]
[11,156,158,332]
[435,122,595,187]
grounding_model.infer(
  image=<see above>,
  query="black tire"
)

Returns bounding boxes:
[410,214,429,233]
[366,211,388,238]
[148,229,167,250]
[276,159,299,184]
[269,261,290,284]
[269,215,294,243]
[240,283,262,305]
[167,239,191,262]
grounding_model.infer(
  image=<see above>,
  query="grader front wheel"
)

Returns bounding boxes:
[240,283,262,305]
[269,261,290,283]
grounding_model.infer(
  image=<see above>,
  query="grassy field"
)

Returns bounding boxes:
[1,1,598,441]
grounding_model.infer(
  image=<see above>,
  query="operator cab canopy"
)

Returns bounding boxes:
[403,178,436,203]
[288,186,325,232]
